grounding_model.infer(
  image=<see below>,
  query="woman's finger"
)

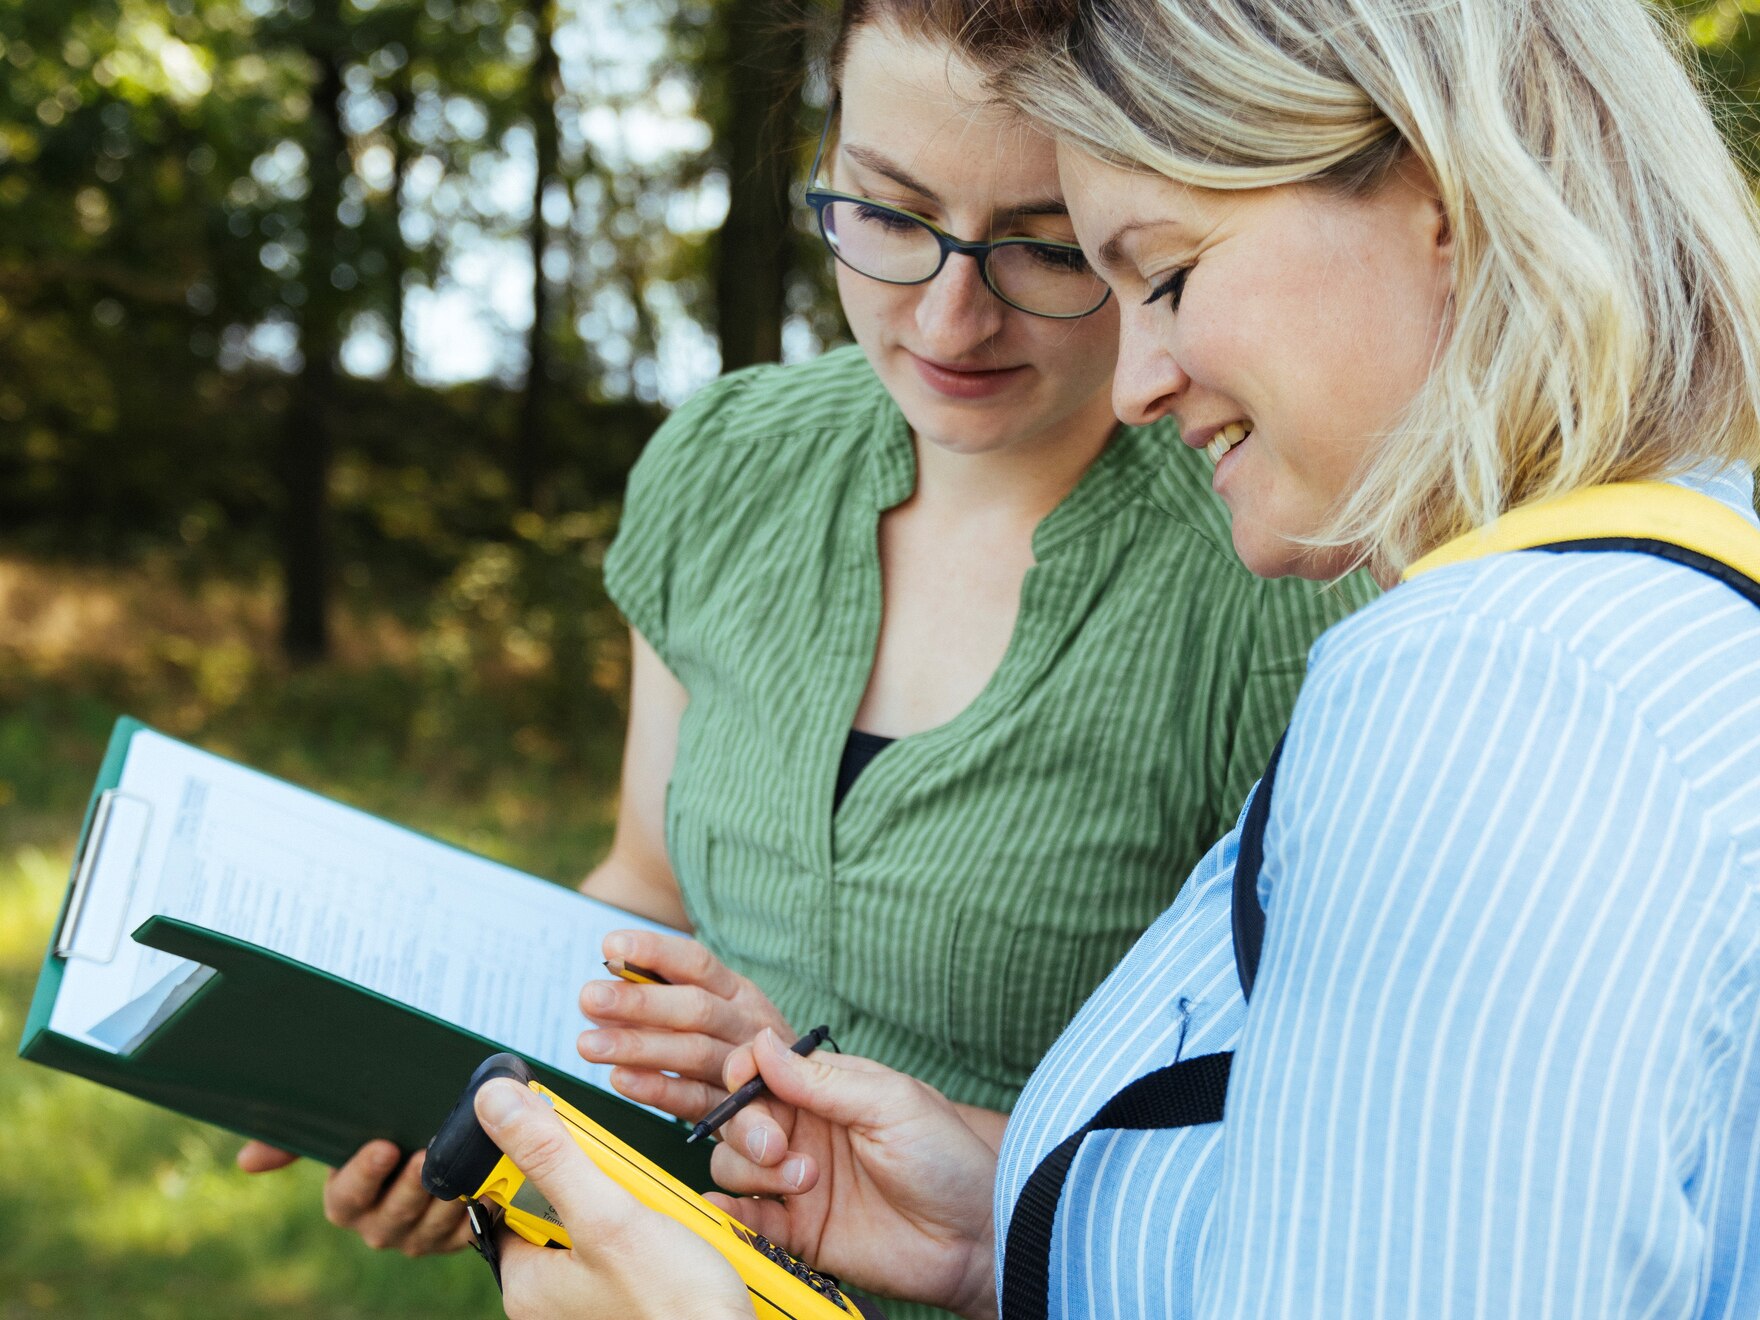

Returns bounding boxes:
[714,1090,792,1171]
[718,1030,895,1164]
[376,1148,444,1227]
[705,1192,796,1244]
[478,1079,750,1318]
[320,1141,404,1230]
[474,1080,644,1243]
[577,1024,734,1082]
[494,1233,557,1320]
[403,1183,472,1256]
[603,929,745,1000]
[329,1149,438,1250]
[715,1040,794,1166]
[605,1066,727,1122]
[236,1140,300,1173]
[579,979,756,1043]
[745,1030,909,1128]
[724,1039,759,1090]
[710,1139,820,1198]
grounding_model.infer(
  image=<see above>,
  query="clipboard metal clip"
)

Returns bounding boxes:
[56,789,154,964]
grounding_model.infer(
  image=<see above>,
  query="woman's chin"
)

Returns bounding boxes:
[1232,528,1362,582]
[899,400,1022,457]
[1230,522,1313,581]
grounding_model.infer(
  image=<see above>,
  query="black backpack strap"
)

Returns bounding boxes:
[1534,537,1760,611]
[1000,1052,1232,1320]
[1002,532,1760,1320]
[1231,732,1285,1004]
[1227,538,1760,1007]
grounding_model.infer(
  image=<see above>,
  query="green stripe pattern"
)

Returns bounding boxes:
[605,344,1374,1115]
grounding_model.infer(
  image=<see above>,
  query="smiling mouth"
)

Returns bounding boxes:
[1206,421,1252,464]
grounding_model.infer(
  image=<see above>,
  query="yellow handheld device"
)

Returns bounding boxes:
[422,1053,865,1319]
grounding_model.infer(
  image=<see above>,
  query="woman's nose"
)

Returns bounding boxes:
[913,252,1006,357]
[1112,308,1189,426]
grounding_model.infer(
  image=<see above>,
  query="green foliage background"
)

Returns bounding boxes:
[2,0,1760,1316]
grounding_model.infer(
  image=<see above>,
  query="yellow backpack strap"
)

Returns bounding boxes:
[1405,481,1760,603]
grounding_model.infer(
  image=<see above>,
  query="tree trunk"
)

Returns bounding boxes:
[516,0,561,513]
[281,2,347,663]
[712,0,805,371]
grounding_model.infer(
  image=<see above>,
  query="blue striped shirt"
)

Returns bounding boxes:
[996,465,1760,1318]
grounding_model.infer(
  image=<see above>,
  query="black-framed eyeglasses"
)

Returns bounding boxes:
[802,107,1112,321]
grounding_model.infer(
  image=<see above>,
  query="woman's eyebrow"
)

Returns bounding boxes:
[1095,222,1163,273]
[844,145,941,202]
[1005,199,1074,220]
[841,144,1069,220]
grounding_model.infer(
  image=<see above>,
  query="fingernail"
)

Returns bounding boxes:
[746,1127,770,1162]
[477,1079,529,1129]
[605,934,631,958]
[580,1030,611,1058]
[783,1158,807,1190]
[584,983,614,1011]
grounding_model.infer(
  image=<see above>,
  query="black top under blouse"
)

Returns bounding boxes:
[833,728,895,811]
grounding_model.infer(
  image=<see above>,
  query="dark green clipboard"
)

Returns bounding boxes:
[16,717,715,1188]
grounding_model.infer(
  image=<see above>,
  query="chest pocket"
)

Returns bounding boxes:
[936,801,1190,1090]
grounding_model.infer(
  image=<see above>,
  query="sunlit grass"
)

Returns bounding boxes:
[0,552,628,1317]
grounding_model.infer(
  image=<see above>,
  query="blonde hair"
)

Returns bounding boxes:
[990,0,1760,575]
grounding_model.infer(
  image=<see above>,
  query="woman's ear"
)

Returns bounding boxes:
[1431,193,1454,262]
[1392,148,1454,270]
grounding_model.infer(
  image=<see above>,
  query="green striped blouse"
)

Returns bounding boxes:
[604,345,1374,1114]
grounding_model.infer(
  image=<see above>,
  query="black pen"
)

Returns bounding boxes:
[685,1025,833,1145]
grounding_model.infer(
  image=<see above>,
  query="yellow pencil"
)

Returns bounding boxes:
[602,958,671,986]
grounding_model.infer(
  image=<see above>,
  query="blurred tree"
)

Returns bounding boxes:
[517,0,561,512]
[278,0,347,662]
[701,0,806,371]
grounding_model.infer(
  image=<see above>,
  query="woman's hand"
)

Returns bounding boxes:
[475,1078,752,1320]
[579,930,792,1122]
[707,1031,1000,1320]
[237,1139,470,1256]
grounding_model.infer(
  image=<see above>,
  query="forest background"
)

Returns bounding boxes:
[2,1,1758,1316]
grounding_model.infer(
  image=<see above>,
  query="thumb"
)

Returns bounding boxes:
[747,1029,891,1130]
[474,1079,634,1237]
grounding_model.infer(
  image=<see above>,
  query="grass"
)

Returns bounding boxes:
[0,552,630,1317]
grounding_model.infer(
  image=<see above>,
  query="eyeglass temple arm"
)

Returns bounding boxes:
[807,96,839,192]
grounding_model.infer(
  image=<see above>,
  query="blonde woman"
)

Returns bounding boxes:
[452,0,1760,1316]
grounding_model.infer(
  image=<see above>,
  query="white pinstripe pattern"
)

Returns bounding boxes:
[995,466,1760,1318]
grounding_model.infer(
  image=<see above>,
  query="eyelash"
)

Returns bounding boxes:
[1143,266,1191,313]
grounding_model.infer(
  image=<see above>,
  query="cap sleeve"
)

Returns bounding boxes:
[601,366,769,668]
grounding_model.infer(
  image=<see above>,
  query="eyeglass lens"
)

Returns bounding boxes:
[818,199,1108,318]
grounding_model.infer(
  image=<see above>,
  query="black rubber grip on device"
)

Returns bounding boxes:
[421,1052,533,1202]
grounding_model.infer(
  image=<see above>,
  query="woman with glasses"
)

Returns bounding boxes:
[564,1,1362,1191]
[247,0,1369,1298]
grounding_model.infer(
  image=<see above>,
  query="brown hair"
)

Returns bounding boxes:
[823,0,1064,92]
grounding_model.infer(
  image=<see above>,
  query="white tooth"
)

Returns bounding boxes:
[1221,422,1247,445]
[1207,436,1229,463]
